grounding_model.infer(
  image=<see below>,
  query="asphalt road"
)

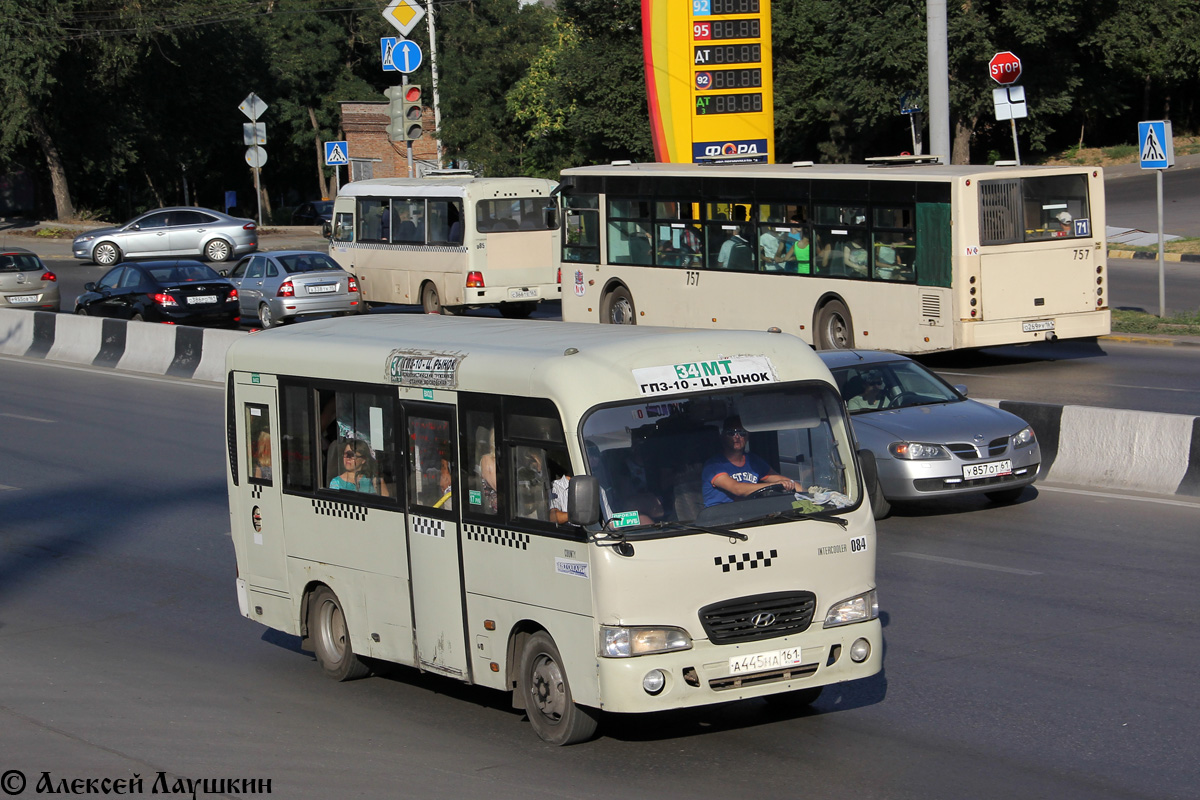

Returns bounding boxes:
[1106,156,1200,237]
[1,357,1198,799]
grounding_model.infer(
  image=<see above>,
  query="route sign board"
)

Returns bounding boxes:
[988,51,1022,85]
[381,37,423,74]
[382,0,425,38]
[324,141,349,166]
[1138,121,1174,169]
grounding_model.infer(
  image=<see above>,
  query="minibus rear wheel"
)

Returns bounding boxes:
[519,631,598,745]
[310,586,370,681]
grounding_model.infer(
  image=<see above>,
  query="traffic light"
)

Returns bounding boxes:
[385,85,424,142]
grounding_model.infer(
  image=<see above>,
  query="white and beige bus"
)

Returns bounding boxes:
[329,171,560,317]
[557,159,1110,353]
[225,315,881,745]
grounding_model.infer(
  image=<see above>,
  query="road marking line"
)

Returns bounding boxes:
[0,412,55,423]
[892,552,1042,575]
[1038,484,1200,508]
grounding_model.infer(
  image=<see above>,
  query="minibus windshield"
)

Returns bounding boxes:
[581,383,859,531]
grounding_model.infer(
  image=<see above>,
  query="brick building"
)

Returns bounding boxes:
[339,100,439,181]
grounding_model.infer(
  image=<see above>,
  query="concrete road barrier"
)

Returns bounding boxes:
[4,307,1199,499]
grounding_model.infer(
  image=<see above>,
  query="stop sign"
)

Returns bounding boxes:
[989,51,1022,85]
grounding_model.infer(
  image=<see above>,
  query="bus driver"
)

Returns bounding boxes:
[701,416,796,506]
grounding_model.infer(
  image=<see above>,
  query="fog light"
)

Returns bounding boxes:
[643,670,666,695]
[850,638,871,663]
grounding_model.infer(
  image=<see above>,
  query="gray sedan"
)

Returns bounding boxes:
[226,250,361,329]
[819,350,1041,519]
[72,207,258,266]
[1,247,60,312]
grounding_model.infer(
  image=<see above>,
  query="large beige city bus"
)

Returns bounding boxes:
[329,172,560,317]
[225,315,881,744]
[557,159,1110,353]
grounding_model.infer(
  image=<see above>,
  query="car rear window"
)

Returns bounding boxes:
[148,264,221,282]
[278,254,340,274]
[0,253,42,271]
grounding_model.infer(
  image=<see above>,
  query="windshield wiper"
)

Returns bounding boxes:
[740,508,849,529]
[650,520,749,541]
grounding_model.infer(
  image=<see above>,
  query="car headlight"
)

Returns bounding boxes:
[75,234,95,244]
[823,590,879,628]
[888,441,949,460]
[1010,426,1035,449]
[599,626,692,658]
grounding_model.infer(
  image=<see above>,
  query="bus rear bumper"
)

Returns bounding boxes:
[461,283,562,306]
[958,309,1111,349]
[592,619,882,714]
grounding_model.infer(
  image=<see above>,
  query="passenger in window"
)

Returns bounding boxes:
[844,238,870,277]
[780,216,813,274]
[701,417,796,506]
[252,429,272,481]
[330,439,389,496]
[476,428,499,514]
[550,467,572,524]
[717,224,753,271]
[1054,211,1073,237]
[845,373,887,411]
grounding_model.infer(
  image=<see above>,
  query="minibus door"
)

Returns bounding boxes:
[235,380,288,593]
[402,403,470,680]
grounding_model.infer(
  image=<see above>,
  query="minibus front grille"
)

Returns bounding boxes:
[709,662,820,691]
[699,591,816,645]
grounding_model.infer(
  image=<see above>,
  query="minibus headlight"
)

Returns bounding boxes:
[888,442,950,460]
[600,626,692,658]
[1010,426,1036,449]
[823,590,879,628]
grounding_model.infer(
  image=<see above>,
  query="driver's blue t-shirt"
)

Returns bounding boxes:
[702,453,772,507]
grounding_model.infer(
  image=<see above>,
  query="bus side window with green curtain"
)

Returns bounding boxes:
[915,203,952,288]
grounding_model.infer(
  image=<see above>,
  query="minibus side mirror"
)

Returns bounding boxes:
[568,475,600,526]
[542,205,560,230]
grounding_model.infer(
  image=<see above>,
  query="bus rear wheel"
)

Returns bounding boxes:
[421,282,458,316]
[519,631,598,745]
[310,586,370,681]
[815,300,854,350]
[499,301,536,319]
[601,286,636,325]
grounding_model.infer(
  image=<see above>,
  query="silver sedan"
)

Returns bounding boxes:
[1,247,60,311]
[225,250,361,329]
[72,207,258,266]
[819,350,1041,518]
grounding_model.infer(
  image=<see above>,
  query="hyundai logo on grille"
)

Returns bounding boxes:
[750,612,777,628]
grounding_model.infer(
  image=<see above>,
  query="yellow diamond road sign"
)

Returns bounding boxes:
[382,0,425,38]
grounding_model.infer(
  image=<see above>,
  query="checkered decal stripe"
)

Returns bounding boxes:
[715,549,779,572]
[412,515,445,538]
[312,498,368,522]
[251,485,262,499]
[350,243,468,255]
[464,523,529,550]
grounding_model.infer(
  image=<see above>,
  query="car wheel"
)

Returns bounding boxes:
[75,306,88,316]
[421,282,457,315]
[309,586,370,681]
[869,476,892,520]
[258,303,275,329]
[92,242,121,267]
[985,487,1025,504]
[600,286,636,325]
[815,300,854,350]
[499,302,536,319]
[204,239,232,263]
[519,631,598,746]
[130,313,144,323]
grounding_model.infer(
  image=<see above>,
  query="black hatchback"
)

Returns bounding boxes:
[74,260,240,327]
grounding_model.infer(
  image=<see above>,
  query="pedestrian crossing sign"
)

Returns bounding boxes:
[1138,121,1174,170]
[324,141,349,166]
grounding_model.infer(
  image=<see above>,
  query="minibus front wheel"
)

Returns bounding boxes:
[519,631,598,745]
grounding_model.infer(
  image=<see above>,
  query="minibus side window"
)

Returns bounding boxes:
[318,387,399,500]
[280,385,313,492]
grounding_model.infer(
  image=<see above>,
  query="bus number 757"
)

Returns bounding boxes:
[686,271,701,286]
